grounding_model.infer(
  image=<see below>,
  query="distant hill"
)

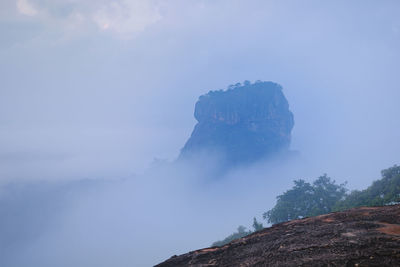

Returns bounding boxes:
[179,81,294,165]
[156,204,400,267]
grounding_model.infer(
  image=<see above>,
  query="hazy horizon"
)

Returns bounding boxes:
[1,0,400,266]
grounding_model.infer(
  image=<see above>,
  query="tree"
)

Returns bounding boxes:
[312,174,348,214]
[263,175,347,224]
[212,226,251,247]
[334,165,400,210]
[252,217,264,232]
[211,218,264,247]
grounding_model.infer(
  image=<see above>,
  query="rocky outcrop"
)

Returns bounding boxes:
[156,205,400,266]
[179,81,294,164]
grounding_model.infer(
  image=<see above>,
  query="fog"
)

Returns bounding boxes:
[1,0,400,266]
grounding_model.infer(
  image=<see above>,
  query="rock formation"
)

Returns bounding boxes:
[179,81,294,165]
[156,204,400,267]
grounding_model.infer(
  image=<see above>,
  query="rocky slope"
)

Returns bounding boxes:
[156,205,400,266]
[179,81,294,164]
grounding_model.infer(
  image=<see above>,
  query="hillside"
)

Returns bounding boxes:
[156,205,400,266]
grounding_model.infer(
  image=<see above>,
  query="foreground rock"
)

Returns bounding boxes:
[179,81,294,165]
[156,205,400,266]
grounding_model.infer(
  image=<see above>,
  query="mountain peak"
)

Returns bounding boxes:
[179,81,294,165]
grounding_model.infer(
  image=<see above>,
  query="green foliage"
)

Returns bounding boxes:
[263,165,400,225]
[263,174,347,225]
[213,165,400,249]
[212,218,264,247]
[212,226,251,247]
[252,217,264,232]
[334,165,400,210]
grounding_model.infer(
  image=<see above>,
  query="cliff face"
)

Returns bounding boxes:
[180,81,294,164]
[156,205,400,267]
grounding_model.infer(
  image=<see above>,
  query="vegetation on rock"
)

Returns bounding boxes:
[334,165,400,210]
[213,165,400,246]
[158,205,400,267]
[264,165,400,225]
[212,218,264,247]
[263,174,347,224]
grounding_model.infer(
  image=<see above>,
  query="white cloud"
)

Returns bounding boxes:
[17,0,38,16]
[93,0,162,37]
[14,0,162,38]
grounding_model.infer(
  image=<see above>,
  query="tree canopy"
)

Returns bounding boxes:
[212,165,400,248]
[334,165,400,210]
[263,174,347,224]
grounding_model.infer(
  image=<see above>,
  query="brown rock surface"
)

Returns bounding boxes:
[155,205,400,266]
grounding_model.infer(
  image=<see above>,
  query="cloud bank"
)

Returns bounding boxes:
[15,0,162,37]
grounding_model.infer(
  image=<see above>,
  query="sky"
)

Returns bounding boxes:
[1,0,400,266]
